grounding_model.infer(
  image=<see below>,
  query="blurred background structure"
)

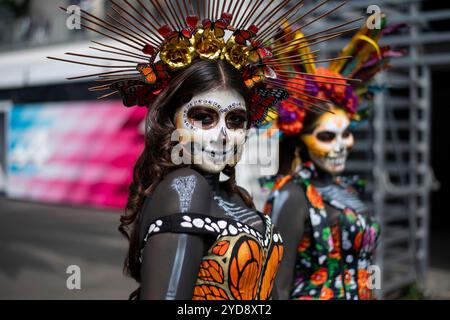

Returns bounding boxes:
[0,0,448,299]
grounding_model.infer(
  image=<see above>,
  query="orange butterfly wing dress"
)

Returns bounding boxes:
[141,213,283,300]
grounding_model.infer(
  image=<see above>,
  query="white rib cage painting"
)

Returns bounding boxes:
[213,194,261,228]
[315,184,368,214]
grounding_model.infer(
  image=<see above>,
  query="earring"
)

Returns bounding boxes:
[291,146,302,174]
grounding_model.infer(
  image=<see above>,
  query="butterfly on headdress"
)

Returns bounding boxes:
[249,88,289,126]
[202,14,231,38]
[137,64,157,84]
[137,61,171,85]
[158,25,178,39]
[182,15,200,38]
[159,20,197,41]
[51,0,350,126]
[243,65,277,88]
[248,42,273,64]
[233,25,258,45]
[111,80,162,108]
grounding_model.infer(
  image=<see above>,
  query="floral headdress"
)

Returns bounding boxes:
[49,0,362,127]
[273,15,404,135]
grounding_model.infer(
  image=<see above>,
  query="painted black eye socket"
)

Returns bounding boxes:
[226,110,247,129]
[342,129,352,138]
[187,106,219,129]
[316,131,336,142]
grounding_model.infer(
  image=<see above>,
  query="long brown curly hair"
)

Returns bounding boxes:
[118,59,255,294]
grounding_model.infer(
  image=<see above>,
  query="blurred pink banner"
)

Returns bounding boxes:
[8,100,146,209]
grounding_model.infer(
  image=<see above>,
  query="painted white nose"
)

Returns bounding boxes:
[210,126,228,148]
[333,137,345,154]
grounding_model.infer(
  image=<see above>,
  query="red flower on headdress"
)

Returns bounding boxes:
[278,100,306,136]
[314,68,359,117]
[315,67,347,102]
[285,75,314,102]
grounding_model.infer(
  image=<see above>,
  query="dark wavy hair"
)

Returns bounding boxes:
[118,59,255,296]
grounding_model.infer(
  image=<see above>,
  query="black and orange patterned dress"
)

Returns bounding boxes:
[140,212,284,300]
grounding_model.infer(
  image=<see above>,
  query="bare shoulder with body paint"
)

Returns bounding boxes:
[139,167,212,300]
[145,167,213,219]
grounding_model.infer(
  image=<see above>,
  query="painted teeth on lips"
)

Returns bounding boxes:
[202,148,234,157]
[326,156,346,166]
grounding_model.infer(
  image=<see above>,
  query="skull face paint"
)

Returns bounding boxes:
[301,107,354,174]
[174,89,248,173]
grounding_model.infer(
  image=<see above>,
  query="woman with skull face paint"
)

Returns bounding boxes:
[261,18,404,300]
[49,0,359,300]
[129,59,286,300]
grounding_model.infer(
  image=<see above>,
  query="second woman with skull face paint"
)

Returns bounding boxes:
[262,20,402,300]
[263,100,378,300]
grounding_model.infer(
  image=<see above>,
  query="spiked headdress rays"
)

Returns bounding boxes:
[48,0,362,127]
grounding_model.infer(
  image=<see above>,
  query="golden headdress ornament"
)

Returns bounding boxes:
[49,0,364,127]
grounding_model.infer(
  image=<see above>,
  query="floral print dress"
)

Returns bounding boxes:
[262,162,380,300]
